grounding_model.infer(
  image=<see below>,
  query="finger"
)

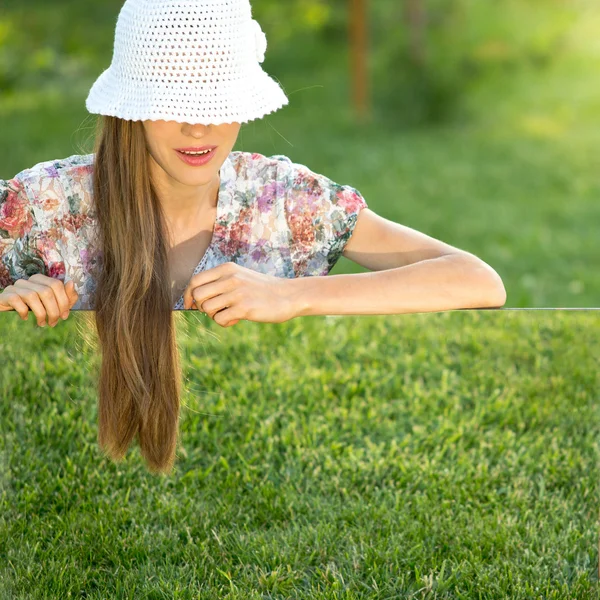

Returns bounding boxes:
[0,291,32,321]
[187,277,236,311]
[13,280,61,327]
[195,289,239,319]
[63,280,79,315]
[26,275,77,315]
[182,270,227,309]
[11,281,52,326]
[66,279,79,304]
[42,276,72,319]
[211,306,240,327]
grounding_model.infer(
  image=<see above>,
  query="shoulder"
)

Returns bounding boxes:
[229,150,319,175]
[228,150,295,182]
[228,150,341,196]
[228,150,367,214]
[14,153,95,191]
[13,153,95,227]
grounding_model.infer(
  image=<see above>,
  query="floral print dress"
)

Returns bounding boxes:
[0,151,368,310]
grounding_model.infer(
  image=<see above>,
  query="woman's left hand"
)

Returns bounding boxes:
[182,262,299,328]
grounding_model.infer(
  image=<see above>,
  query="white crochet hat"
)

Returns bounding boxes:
[85,0,289,125]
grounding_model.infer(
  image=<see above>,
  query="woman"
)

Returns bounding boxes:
[0,0,506,475]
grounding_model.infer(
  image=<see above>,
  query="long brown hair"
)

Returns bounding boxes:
[83,115,183,475]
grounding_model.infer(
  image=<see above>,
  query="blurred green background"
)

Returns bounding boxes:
[0,0,599,307]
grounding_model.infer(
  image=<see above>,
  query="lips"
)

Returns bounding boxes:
[176,145,217,152]
[175,147,217,166]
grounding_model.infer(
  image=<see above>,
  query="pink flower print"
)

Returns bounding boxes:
[257,181,285,214]
[287,201,316,251]
[80,247,90,268]
[0,179,34,239]
[250,238,269,262]
[223,206,254,256]
[71,165,93,178]
[59,212,87,235]
[46,260,66,279]
[69,165,94,188]
[41,195,61,213]
[0,261,12,290]
[81,246,103,281]
[336,186,366,212]
[305,176,326,201]
[44,165,59,178]
[24,230,65,280]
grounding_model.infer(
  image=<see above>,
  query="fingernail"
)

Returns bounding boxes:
[62,312,69,320]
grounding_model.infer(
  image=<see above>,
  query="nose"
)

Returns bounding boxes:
[183,122,211,132]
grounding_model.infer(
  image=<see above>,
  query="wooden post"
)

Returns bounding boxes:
[349,0,370,122]
[404,0,426,67]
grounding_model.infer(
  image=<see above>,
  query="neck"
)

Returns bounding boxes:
[151,165,221,230]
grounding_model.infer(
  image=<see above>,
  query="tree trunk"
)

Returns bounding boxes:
[349,0,370,122]
[404,0,427,67]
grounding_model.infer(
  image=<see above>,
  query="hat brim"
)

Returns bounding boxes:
[85,63,289,125]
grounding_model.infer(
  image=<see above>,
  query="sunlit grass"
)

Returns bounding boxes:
[0,309,598,597]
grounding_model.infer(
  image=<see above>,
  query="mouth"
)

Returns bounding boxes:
[175,147,217,166]
[175,145,217,155]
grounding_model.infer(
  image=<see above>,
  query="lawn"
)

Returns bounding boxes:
[0,309,598,597]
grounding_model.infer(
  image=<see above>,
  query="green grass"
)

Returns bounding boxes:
[0,310,598,598]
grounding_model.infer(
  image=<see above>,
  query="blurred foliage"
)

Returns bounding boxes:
[253,0,338,44]
[0,0,595,125]
[369,0,584,125]
[0,0,337,96]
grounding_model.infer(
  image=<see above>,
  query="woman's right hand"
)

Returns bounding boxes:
[0,275,79,327]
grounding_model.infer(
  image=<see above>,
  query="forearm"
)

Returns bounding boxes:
[288,253,507,317]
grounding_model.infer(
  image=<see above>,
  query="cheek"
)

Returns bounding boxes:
[149,139,175,164]
[146,144,163,167]
[218,123,240,141]
[147,144,176,179]
[145,124,172,150]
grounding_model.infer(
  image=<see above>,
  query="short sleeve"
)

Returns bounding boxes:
[277,155,368,276]
[0,176,64,292]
